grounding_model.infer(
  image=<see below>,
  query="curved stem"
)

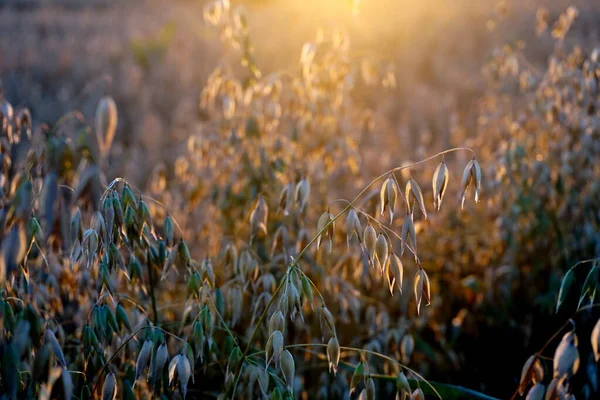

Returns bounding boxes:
[296,148,473,261]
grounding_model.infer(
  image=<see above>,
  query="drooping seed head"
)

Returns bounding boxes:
[432,160,449,211]
[250,195,269,242]
[401,214,416,258]
[102,372,117,400]
[375,233,388,274]
[460,159,482,209]
[346,208,362,248]
[405,179,427,219]
[280,350,295,391]
[295,178,310,212]
[553,331,580,379]
[327,336,340,375]
[363,225,377,262]
[388,253,404,295]
[380,176,398,224]
[316,210,335,252]
[95,96,118,159]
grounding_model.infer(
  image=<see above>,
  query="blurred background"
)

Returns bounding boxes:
[2,0,600,398]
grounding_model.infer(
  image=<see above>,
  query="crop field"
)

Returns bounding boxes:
[1,0,600,399]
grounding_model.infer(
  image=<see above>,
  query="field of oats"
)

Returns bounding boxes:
[1,0,600,399]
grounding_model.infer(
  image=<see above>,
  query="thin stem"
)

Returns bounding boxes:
[296,148,473,261]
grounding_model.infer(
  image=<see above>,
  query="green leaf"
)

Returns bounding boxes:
[578,263,599,309]
[556,267,576,313]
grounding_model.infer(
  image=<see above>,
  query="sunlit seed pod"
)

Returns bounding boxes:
[345,208,362,248]
[280,350,295,391]
[432,160,449,211]
[380,176,398,224]
[411,388,425,400]
[532,357,544,384]
[461,159,482,209]
[396,371,411,396]
[327,336,340,375]
[414,270,424,316]
[400,214,416,258]
[405,179,427,219]
[95,95,118,158]
[135,340,152,383]
[269,311,285,337]
[350,362,364,395]
[250,195,269,242]
[388,253,404,295]
[553,331,580,378]
[316,210,334,252]
[363,225,377,261]
[375,233,389,272]
[592,318,600,361]
[519,355,537,395]
[366,377,376,400]
[295,178,310,212]
[102,372,117,400]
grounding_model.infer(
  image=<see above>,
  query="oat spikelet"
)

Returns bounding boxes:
[400,214,416,258]
[135,340,153,384]
[278,183,294,215]
[249,195,269,242]
[95,95,117,158]
[413,269,430,315]
[366,377,375,400]
[345,208,362,248]
[327,336,340,375]
[350,362,364,395]
[388,253,403,295]
[102,372,117,400]
[375,233,388,275]
[280,350,295,391]
[432,160,449,211]
[316,210,335,252]
[411,388,425,400]
[592,318,600,361]
[380,176,398,224]
[295,178,310,212]
[405,179,427,219]
[553,331,579,379]
[460,158,482,209]
[363,225,377,262]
